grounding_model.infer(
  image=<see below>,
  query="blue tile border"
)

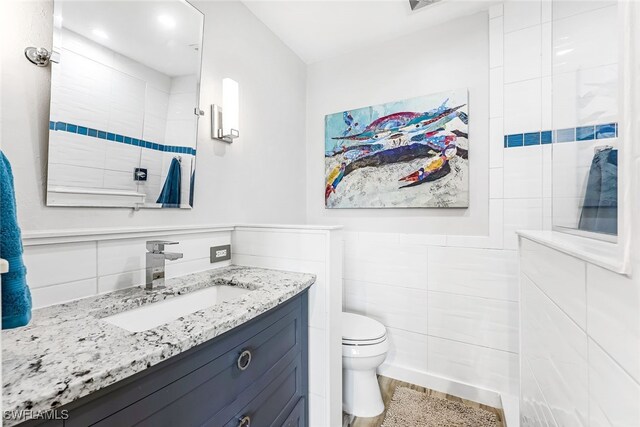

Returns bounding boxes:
[49,121,196,156]
[504,122,617,148]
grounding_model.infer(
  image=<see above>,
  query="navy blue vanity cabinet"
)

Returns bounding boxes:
[21,292,308,427]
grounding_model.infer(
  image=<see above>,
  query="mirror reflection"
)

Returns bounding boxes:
[47,0,204,208]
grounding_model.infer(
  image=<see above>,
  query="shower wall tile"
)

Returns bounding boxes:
[520,239,586,328]
[504,79,542,134]
[520,274,589,427]
[588,339,640,427]
[587,264,640,382]
[503,0,541,33]
[504,25,541,83]
[551,5,617,74]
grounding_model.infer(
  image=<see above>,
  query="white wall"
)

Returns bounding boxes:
[0,0,307,231]
[305,6,540,403]
[305,12,490,235]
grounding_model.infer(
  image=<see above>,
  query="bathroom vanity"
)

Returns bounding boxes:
[2,266,314,427]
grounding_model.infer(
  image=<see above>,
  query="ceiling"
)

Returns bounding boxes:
[58,1,204,77]
[243,0,495,64]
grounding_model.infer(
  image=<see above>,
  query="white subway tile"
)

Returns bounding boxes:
[490,168,504,199]
[308,326,326,397]
[552,6,617,75]
[428,247,519,301]
[520,358,558,426]
[587,264,640,382]
[489,3,504,19]
[520,238,586,328]
[382,327,428,373]
[308,393,327,427]
[552,1,617,22]
[31,278,97,309]
[233,230,326,262]
[588,339,640,427]
[98,269,144,294]
[427,291,519,352]
[23,242,96,288]
[520,275,588,426]
[489,117,504,168]
[489,17,504,68]
[107,71,145,138]
[344,280,427,334]
[504,26,541,83]
[551,64,618,130]
[504,0,541,33]
[489,68,504,118]
[504,79,542,134]
[503,146,543,199]
[427,336,519,396]
[504,199,543,250]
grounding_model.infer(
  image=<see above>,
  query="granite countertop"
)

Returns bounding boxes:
[2,266,315,423]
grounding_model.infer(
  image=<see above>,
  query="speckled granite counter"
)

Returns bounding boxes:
[2,266,315,423]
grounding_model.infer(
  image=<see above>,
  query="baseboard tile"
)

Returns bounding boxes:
[377,364,503,409]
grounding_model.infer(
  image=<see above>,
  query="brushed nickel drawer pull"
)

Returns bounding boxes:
[237,349,252,371]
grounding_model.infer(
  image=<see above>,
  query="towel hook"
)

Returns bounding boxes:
[24,47,53,67]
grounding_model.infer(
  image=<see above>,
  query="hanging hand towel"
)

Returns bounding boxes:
[1,151,32,329]
[156,157,181,207]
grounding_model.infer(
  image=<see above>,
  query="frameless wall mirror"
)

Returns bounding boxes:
[46,0,204,209]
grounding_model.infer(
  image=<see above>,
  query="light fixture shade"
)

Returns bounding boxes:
[222,78,239,138]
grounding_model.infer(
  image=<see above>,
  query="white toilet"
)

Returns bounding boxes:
[342,312,389,417]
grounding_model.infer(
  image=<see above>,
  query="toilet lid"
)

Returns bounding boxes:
[342,312,386,342]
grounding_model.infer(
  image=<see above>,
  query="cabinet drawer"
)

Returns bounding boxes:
[94,307,303,427]
[282,398,305,427]
[220,360,304,427]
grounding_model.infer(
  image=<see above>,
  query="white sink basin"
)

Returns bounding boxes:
[103,285,251,332]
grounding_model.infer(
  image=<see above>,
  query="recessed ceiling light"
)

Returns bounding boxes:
[92,28,108,39]
[158,14,176,29]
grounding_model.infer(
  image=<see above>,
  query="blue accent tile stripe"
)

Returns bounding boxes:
[504,122,617,148]
[49,121,196,156]
[507,134,523,147]
[523,132,540,146]
[576,125,595,141]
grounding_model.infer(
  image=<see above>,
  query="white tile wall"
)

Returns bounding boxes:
[520,238,640,427]
[427,292,519,352]
[428,336,519,396]
[427,247,519,301]
[503,0,541,33]
[504,79,542,134]
[24,230,232,308]
[504,25,542,84]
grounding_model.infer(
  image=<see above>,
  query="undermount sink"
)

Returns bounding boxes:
[103,285,251,332]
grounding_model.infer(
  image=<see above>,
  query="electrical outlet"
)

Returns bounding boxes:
[210,244,231,263]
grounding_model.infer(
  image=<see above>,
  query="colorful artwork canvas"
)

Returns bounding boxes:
[324,90,469,208]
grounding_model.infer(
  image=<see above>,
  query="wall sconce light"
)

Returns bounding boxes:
[211,78,239,143]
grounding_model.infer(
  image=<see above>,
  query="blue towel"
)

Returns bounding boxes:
[156,157,181,207]
[1,151,32,329]
[579,147,618,235]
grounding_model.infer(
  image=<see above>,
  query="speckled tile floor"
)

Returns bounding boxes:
[342,375,505,427]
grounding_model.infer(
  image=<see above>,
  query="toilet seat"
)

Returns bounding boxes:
[342,312,388,357]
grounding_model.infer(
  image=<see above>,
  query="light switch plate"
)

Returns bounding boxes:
[210,244,231,263]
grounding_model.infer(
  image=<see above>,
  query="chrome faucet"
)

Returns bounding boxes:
[145,240,183,290]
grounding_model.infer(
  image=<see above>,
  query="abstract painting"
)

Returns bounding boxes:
[324,89,469,208]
